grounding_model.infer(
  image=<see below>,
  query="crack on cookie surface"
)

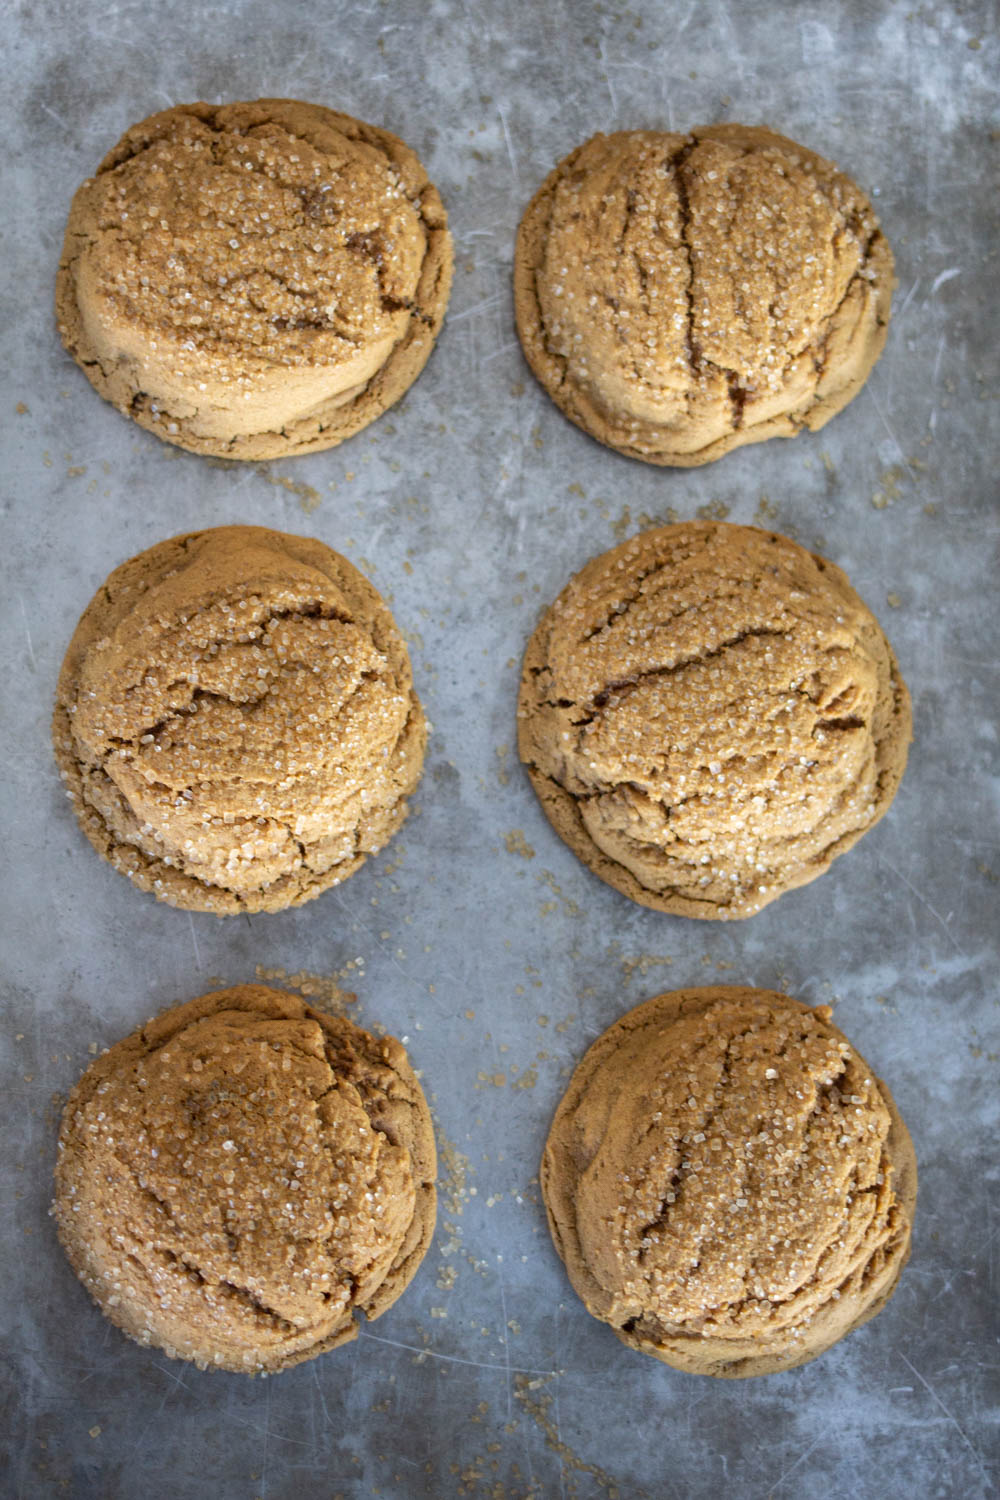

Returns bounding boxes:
[56,99,453,458]
[541,987,915,1377]
[514,125,893,467]
[54,526,425,913]
[54,987,436,1373]
[518,522,911,919]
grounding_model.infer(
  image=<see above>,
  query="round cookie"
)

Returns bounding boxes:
[56,99,453,458]
[514,124,893,465]
[541,986,917,1378]
[53,985,436,1373]
[53,525,425,913]
[518,521,911,920]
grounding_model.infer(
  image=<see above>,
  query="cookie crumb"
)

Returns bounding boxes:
[504,829,535,859]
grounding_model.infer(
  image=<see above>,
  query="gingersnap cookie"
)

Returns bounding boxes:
[542,986,916,1378]
[514,124,893,465]
[56,99,452,458]
[53,525,425,913]
[53,985,436,1373]
[518,521,910,920]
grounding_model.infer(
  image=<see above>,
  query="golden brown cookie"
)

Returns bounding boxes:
[53,525,425,913]
[53,985,436,1373]
[514,124,893,465]
[518,521,910,919]
[56,100,453,458]
[541,986,916,1377]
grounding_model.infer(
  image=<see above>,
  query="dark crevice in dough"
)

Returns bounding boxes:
[96,660,384,774]
[670,138,701,381]
[583,625,792,719]
[214,1276,300,1332]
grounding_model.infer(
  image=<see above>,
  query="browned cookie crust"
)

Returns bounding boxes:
[53,525,425,913]
[541,986,916,1378]
[53,985,437,1373]
[514,124,893,465]
[518,521,911,920]
[56,100,452,458]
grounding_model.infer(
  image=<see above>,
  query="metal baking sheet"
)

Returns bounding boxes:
[3,1,997,1495]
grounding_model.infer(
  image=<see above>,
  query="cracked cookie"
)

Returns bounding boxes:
[56,99,453,458]
[518,521,911,919]
[542,985,916,1377]
[53,525,425,913]
[514,124,893,465]
[53,984,437,1373]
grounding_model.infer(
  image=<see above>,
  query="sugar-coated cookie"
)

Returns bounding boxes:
[54,525,425,912]
[57,100,452,457]
[515,125,893,465]
[54,985,436,1373]
[541,986,916,1377]
[518,521,910,919]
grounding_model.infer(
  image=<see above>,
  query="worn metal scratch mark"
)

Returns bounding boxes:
[311,1359,333,1431]
[599,40,619,121]
[864,383,918,484]
[553,1368,567,1500]
[18,597,36,670]
[498,105,520,186]
[259,1377,272,1500]
[482,339,520,365]
[898,1352,993,1485]
[358,1328,555,1377]
[894,278,921,325]
[220,1411,316,1448]
[930,267,962,295]
[187,913,201,972]
[40,100,69,131]
[671,0,699,46]
[876,855,967,957]
[763,1435,824,1497]
[327,884,465,994]
[931,331,948,386]
[126,1375,177,1460]
[498,1266,513,1423]
[448,293,505,324]
[152,1360,193,1393]
[987,1202,997,1297]
[930,1271,956,1301]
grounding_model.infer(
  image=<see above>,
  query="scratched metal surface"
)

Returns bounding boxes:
[2,1,998,1495]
